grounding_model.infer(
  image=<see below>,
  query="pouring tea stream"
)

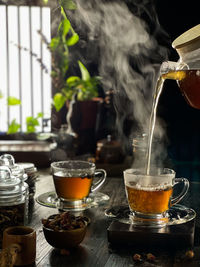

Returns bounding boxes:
[146,24,200,174]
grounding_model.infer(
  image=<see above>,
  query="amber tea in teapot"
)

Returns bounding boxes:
[159,24,200,109]
[167,24,200,109]
[162,69,200,109]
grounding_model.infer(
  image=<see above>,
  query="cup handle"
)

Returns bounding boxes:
[91,169,107,193]
[171,178,189,206]
[0,243,21,266]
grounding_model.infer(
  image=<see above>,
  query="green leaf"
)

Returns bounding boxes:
[50,37,60,51]
[26,117,39,125]
[60,0,77,10]
[26,125,36,133]
[53,93,66,111]
[67,76,80,84]
[37,112,44,118]
[62,19,71,37]
[0,91,3,99]
[43,0,48,4]
[78,61,91,81]
[60,6,67,19]
[7,97,21,106]
[7,119,20,134]
[64,90,74,100]
[66,33,79,46]
[26,116,40,133]
[58,18,71,39]
[77,91,84,101]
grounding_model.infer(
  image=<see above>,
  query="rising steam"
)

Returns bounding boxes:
[67,0,169,157]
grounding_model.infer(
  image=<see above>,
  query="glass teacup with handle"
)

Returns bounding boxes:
[123,168,189,227]
[51,160,107,211]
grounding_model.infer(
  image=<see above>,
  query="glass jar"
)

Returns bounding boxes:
[0,154,38,202]
[17,162,38,202]
[0,166,28,247]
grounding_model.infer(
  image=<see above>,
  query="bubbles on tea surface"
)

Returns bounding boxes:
[129,181,137,187]
[54,171,92,178]
[129,181,171,192]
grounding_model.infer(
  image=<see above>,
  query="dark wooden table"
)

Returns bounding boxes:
[30,169,200,267]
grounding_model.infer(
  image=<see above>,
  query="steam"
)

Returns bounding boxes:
[67,0,169,161]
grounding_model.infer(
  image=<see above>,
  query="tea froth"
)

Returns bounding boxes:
[127,181,172,192]
[54,171,92,178]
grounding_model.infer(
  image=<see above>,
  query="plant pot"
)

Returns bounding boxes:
[66,98,103,155]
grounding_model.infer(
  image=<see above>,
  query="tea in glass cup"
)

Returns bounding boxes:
[51,161,107,210]
[123,168,189,227]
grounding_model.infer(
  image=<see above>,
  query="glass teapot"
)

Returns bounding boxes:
[160,24,200,109]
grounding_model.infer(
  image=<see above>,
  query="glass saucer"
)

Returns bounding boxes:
[105,204,196,226]
[36,191,110,211]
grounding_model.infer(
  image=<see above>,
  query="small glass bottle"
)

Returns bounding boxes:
[132,133,148,168]
[132,133,169,169]
[0,166,28,247]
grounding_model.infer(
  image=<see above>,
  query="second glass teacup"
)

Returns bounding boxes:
[123,168,189,227]
[51,160,107,211]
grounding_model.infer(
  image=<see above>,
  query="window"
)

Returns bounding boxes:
[0,5,51,134]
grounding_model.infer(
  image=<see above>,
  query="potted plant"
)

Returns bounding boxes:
[46,6,102,154]
[1,1,102,155]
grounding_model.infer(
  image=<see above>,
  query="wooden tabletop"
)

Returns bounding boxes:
[31,169,200,267]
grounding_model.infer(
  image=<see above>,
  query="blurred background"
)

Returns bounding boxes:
[0,0,200,180]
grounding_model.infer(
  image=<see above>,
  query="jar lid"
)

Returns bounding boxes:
[0,166,21,188]
[0,183,27,198]
[17,162,37,174]
[0,154,27,182]
[0,153,15,166]
[172,24,200,56]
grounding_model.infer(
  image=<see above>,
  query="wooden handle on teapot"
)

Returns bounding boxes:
[0,244,21,267]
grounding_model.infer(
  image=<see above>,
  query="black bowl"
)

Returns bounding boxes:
[42,216,87,249]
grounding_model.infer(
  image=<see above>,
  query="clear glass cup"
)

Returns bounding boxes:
[123,168,189,227]
[51,160,107,211]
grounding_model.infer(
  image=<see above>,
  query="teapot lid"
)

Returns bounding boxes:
[172,24,200,56]
[0,166,21,188]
